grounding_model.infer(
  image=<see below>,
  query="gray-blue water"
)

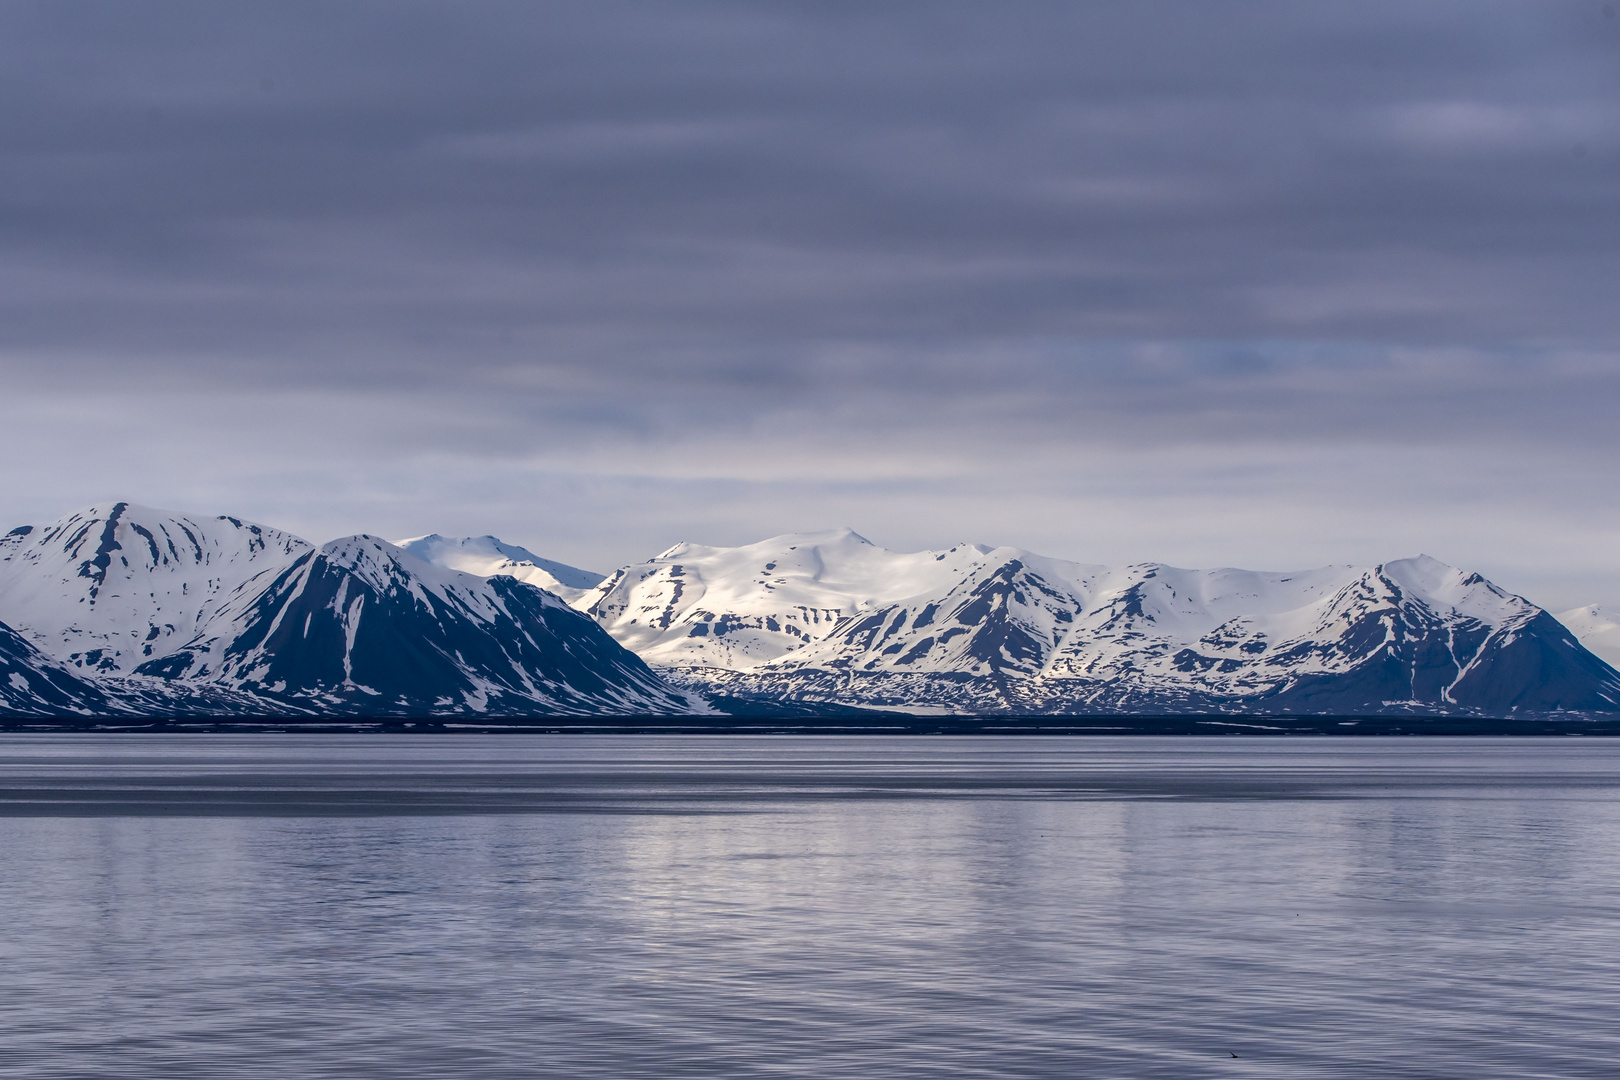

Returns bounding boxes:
[3,736,1620,1079]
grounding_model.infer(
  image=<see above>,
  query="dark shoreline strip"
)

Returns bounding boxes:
[6,715,1620,735]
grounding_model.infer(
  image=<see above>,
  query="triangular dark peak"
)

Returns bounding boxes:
[137,536,692,717]
[737,554,1072,691]
[1444,610,1620,712]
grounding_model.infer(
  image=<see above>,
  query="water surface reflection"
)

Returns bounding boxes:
[2,735,1618,1078]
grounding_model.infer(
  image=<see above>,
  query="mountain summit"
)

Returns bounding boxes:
[0,502,310,674]
[1557,605,1620,669]
[394,534,604,603]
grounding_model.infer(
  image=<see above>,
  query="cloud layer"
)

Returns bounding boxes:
[1,2,1617,608]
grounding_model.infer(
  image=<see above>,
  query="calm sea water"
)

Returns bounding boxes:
[3,735,1620,1079]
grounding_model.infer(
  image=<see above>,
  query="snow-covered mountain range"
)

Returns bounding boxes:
[3,503,1616,720]
[136,534,689,715]
[555,530,1620,716]
[578,529,986,669]
[0,504,695,718]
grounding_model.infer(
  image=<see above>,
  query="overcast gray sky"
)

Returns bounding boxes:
[2,1,1617,609]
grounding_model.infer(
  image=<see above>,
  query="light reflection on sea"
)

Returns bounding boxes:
[1,735,1619,1078]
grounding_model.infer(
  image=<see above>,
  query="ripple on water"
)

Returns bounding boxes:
[1,735,1619,1078]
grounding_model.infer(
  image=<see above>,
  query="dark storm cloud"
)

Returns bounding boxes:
[2,0,1617,371]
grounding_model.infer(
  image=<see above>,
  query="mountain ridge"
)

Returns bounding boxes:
[0,502,310,674]
[4,506,1616,720]
[140,534,696,716]
[570,532,1620,716]
[0,505,702,718]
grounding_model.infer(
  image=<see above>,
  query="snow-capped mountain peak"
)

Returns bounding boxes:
[0,502,311,673]
[140,533,698,715]
[320,534,520,603]
[580,531,1104,670]
[1558,605,1620,668]
[393,533,605,603]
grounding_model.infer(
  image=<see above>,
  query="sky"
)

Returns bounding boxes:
[1,1,1617,610]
